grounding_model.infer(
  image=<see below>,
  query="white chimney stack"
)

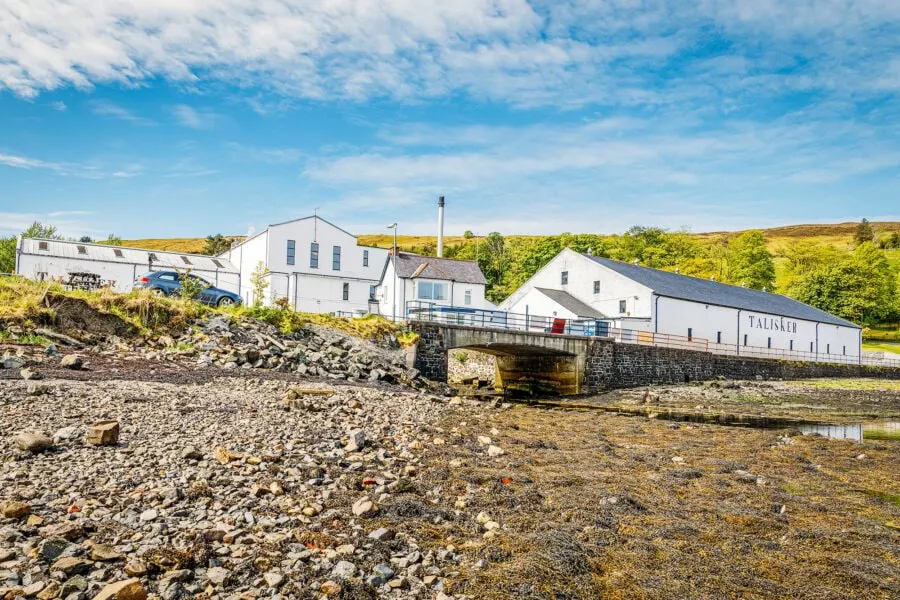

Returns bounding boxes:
[437,196,445,258]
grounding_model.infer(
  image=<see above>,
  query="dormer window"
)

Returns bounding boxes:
[114,249,124,258]
[77,245,87,255]
[181,256,192,265]
[38,241,49,251]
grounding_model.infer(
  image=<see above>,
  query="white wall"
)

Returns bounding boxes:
[224,230,268,306]
[501,249,653,319]
[376,260,488,320]
[655,296,861,359]
[223,217,389,313]
[16,253,239,294]
[507,287,581,319]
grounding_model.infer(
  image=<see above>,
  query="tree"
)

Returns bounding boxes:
[0,236,15,274]
[477,232,510,303]
[878,231,900,250]
[79,235,93,243]
[249,261,270,307]
[203,234,232,256]
[778,240,843,292]
[22,222,62,240]
[854,218,875,246]
[725,230,775,290]
[788,243,897,325]
[176,269,208,301]
[105,234,122,245]
[463,230,474,239]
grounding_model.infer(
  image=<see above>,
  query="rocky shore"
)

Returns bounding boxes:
[0,374,483,600]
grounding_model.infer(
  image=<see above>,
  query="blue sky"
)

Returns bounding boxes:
[2,0,899,239]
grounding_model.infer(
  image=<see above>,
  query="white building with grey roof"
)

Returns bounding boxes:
[376,251,489,320]
[15,238,239,293]
[500,248,862,363]
[219,216,389,314]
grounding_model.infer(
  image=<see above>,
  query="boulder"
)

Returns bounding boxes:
[0,500,30,519]
[15,432,54,453]
[86,421,120,446]
[60,354,84,370]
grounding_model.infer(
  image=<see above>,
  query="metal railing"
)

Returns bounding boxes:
[405,301,900,368]
[405,302,709,352]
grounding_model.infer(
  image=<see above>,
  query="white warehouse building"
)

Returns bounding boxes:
[15,238,240,293]
[500,249,862,363]
[221,216,389,314]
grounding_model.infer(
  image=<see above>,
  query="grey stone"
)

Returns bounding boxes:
[15,432,53,453]
[331,561,357,581]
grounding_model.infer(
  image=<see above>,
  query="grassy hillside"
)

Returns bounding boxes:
[125,221,900,257]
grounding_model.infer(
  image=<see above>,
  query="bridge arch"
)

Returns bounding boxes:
[412,322,593,396]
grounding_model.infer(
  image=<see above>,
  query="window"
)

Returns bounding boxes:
[464,290,472,306]
[842,345,846,355]
[810,342,814,352]
[342,283,349,301]
[767,337,772,348]
[744,334,748,346]
[212,259,224,268]
[332,246,341,270]
[619,299,627,314]
[417,281,448,301]
[561,271,568,285]
[369,285,376,300]
[716,331,722,344]
[286,240,296,265]
[158,273,177,282]
[790,340,794,351]
[687,328,693,341]
[77,245,87,255]
[310,243,319,268]
[38,241,49,251]
[113,249,124,258]
[181,256,192,265]
[363,250,369,267]
[827,344,831,354]
[593,280,600,294]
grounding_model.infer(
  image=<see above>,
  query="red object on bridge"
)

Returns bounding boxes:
[550,318,567,334]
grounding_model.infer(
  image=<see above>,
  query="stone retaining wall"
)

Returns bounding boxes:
[412,322,900,394]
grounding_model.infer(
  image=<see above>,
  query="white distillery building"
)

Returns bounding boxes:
[500,249,862,363]
[15,238,240,293]
[220,216,389,314]
[376,252,489,320]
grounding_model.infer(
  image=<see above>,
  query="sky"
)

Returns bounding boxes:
[1,0,900,240]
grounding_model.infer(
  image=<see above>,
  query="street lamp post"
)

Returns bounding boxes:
[387,223,398,321]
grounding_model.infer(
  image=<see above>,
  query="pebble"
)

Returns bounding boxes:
[331,561,357,580]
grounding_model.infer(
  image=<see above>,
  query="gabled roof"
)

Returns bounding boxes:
[388,252,487,285]
[535,288,607,319]
[21,238,238,273]
[584,255,859,328]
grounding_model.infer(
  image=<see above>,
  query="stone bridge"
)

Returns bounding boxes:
[411,322,596,395]
[409,321,900,396]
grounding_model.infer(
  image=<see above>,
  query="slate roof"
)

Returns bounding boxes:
[21,238,239,273]
[391,252,487,285]
[535,288,607,319]
[584,255,859,329]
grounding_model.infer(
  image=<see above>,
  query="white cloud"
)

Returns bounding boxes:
[48,101,66,111]
[172,104,220,129]
[90,99,155,125]
[0,151,143,179]
[1,1,897,106]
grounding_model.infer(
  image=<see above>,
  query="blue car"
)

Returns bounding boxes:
[134,271,242,307]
